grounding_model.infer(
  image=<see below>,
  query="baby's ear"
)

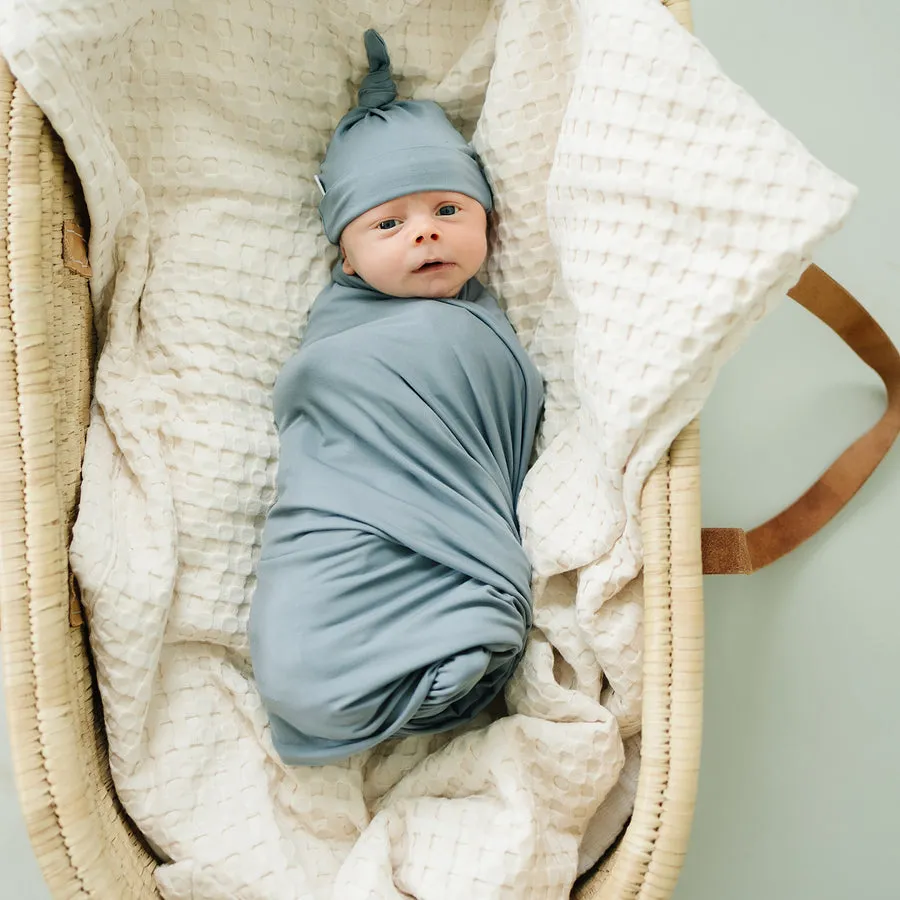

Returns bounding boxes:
[340,240,356,276]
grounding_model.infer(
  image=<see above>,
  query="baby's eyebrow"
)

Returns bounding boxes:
[370,205,403,222]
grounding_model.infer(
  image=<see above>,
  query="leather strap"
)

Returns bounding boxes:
[702,264,900,574]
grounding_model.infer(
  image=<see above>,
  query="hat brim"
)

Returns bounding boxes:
[319,146,494,244]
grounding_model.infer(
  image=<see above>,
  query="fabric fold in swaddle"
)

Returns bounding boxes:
[250,265,544,765]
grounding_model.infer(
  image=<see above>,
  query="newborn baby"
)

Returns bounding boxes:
[250,30,544,765]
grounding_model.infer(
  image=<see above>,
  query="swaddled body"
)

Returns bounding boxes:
[250,29,543,765]
[251,266,543,764]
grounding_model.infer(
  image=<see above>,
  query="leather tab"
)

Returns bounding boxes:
[62,220,92,277]
[701,528,753,575]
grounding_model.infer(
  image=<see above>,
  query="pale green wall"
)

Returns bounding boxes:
[677,1,900,898]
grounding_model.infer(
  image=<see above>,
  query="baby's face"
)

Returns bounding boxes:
[339,191,487,299]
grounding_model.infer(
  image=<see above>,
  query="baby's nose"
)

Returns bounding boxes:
[414,222,441,243]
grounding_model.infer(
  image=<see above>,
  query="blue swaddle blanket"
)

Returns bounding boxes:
[250,264,544,764]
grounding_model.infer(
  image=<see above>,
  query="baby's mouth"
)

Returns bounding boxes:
[415,259,454,272]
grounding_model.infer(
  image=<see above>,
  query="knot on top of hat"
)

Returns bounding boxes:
[357,29,397,109]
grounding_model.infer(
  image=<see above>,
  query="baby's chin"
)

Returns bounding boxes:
[416,283,468,299]
[373,272,471,300]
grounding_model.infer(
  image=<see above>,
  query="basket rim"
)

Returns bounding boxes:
[0,60,161,899]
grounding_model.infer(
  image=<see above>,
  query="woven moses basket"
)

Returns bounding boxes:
[2,0,899,897]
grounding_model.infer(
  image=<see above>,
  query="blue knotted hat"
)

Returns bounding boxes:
[317,30,493,244]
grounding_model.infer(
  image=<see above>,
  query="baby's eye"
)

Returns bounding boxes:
[437,205,459,217]
[378,219,400,230]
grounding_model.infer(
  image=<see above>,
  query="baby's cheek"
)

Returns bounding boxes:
[471,233,488,269]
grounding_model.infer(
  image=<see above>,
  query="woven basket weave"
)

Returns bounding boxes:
[0,1,703,898]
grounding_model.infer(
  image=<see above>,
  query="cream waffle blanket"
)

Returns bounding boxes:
[0,0,855,896]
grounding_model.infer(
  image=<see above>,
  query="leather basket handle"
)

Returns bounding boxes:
[702,264,900,575]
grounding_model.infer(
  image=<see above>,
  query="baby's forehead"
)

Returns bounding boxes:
[367,191,471,214]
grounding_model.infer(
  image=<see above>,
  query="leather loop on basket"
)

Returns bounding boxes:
[62,220,91,277]
[703,264,900,574]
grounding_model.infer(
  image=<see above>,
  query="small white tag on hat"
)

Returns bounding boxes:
[313,175,326,196]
